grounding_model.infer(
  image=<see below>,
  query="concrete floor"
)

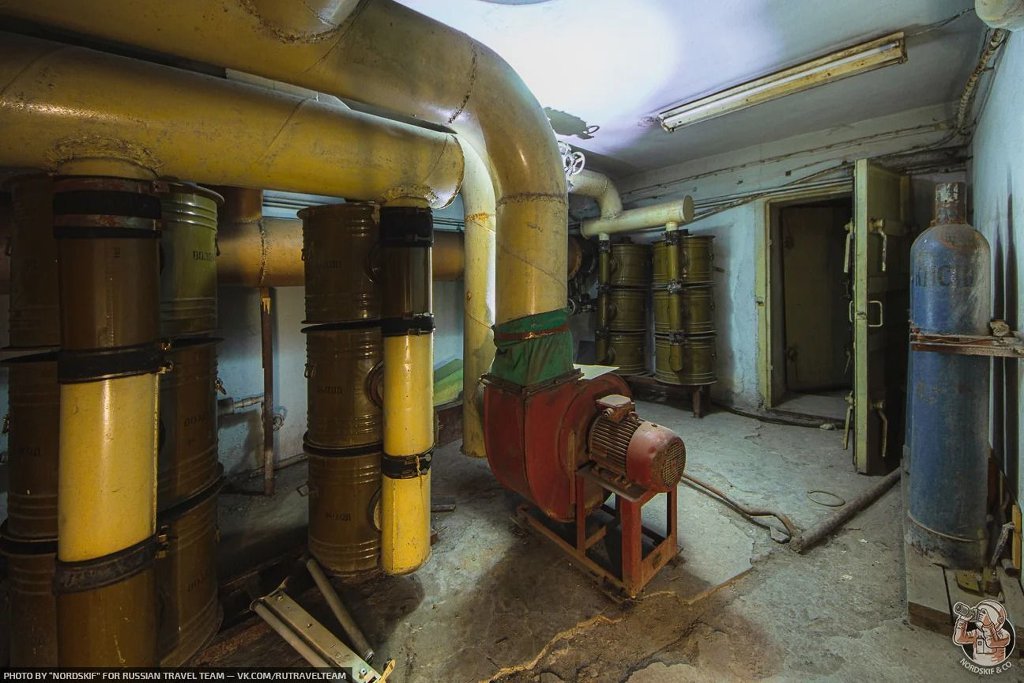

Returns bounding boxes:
[210,400,994,681]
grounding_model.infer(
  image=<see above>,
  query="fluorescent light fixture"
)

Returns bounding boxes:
[657,31,906,132]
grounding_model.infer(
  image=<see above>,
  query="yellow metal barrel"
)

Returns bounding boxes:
[607,242,650,288]
[158,338,221,512]
[601,288,648,332]
[652,286,715,335]
[299,202,380,324]
[304,323,383,450]
[159,183,222,338]
[306,445,382,576]
[1,532,58,667]
[5,353,59,540]
[653,235,715,286]
[8,175,59,348]
[155,482,222,667]
[654,334,718,385]
[598,331,648,375]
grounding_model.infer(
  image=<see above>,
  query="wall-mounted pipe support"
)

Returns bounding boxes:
[379,204,434,575]
[52,174,162,666]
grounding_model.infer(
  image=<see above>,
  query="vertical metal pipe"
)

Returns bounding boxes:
[379,203,433,575]
[305,558,374,662]
[260,287,276,496]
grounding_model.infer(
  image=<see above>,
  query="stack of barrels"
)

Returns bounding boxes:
[0,177,223,666]
[596,239,651,375]
[3,175,59,667]
[154,183,224,666]
[651,232,718,388]
[298,203,384,578]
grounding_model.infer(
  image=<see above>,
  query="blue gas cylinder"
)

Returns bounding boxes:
[906,182,991,569]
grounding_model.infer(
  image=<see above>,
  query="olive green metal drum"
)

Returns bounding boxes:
[159,183,222,338]
[653,235,715,286]
[6,353,59,540]
[304,324,383,450]
[607,242,650,288]
[306,446,382,576]
[600,288,648,332]
[1,532,58,666]
[655,334,717,385]
[652,286,715,335]
[155,484,222,667]
[299,203,379,324]
[9,175,60,348]
[159,338,220,512]
[598,332,647,375]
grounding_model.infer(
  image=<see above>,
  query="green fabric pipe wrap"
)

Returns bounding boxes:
[490,309,575,386]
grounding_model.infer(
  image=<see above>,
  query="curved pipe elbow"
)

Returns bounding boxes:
[570,169,623,218]
[976,0,1024,29]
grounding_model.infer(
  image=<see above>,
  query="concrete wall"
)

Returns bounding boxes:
[970,31,1024,497]
[610,103,959,410]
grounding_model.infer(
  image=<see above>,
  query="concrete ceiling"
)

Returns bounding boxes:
[396,0,986,178]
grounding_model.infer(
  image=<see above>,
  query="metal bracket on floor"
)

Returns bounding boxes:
[250,560,393,681]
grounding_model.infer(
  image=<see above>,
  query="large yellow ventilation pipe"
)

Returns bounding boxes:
[0,0,569,347]
[457,139,496,459]
[217,218,465,287]
[0,32,463,208]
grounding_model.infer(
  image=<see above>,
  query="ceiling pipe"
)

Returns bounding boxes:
[580,197,696,238]
[0,32,463,207]
[0,0,568,332]
[976,0,1024,29]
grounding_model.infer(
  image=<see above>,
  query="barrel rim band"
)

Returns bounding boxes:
[0,520,57,556]
[303,438,383,458]
[381,315,435,337]
[58,344,162,383]
[52,176,161,194]
[53,187,161,219]
[493,323,569,343]
[301,320,382,335]
[2,349,59,366]
[54,222,162,239]
[382,450,433,479]
[157,474,224,526]
[54,536,157,593]
[157,182,225,206]
[379,206,433,247]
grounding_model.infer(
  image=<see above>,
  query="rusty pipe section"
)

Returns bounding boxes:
[0,0,566,326]
[217,215,465,287]
[0,32,463,207]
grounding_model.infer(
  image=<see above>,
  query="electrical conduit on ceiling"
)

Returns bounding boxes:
[0,0,574,385]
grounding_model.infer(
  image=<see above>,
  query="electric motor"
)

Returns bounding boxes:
[588,395,685,492]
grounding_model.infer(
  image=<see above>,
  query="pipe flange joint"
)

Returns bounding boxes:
[382,449,433,479]
[667,280,684,294]
[53,176,162,238]
[381,314,435,337]
[58,343,164,383]
[380,206,434,247]
[598,240,612,253]
[54,535,158,594]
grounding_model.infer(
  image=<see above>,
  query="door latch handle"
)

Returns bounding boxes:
[868,300,884,328]
[843,392,854,451]
[872,400,888,460]
[869,218,887,272]
[843,221,853,274]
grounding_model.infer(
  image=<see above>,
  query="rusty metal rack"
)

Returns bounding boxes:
[910,332,1024,358]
